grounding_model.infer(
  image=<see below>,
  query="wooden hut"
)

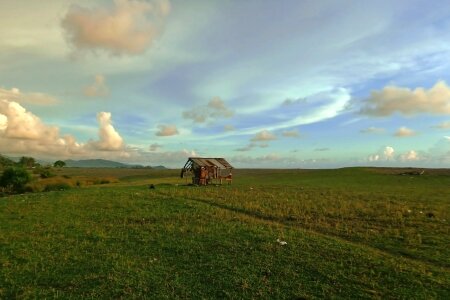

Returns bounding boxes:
[180,157,233,185]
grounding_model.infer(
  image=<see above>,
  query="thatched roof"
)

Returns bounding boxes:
[183,157,233,169]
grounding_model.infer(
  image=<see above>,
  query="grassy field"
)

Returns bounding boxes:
[0,168,449,298]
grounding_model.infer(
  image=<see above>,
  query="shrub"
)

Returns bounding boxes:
[0,167,32,193]
[36,167,56,179]
[44,182,71,192]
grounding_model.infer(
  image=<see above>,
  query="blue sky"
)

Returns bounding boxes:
[1,0,450,168]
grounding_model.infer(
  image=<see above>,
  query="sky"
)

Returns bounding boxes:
[1,0,450,168]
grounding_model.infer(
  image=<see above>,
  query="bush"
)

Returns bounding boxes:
[0,167,32,193]
[43,182,71,192]
[32,166,56,179]
[38,168,56,179]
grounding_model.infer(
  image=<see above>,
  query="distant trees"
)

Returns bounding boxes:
[53,160,66,168]
[0,155,14,168]
[0,167,32,193]
[18,156,36,168]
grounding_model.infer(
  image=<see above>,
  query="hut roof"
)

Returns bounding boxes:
[186,157,233,169]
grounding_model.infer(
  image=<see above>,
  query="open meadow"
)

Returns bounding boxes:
[1,167,449,298]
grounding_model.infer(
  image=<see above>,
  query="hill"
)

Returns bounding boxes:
[64,159,167,169]
[64,159,139,168]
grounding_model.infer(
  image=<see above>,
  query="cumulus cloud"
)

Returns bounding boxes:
[90,112,124,150]
[0,114,7,131]
[251,130,276,142]
[0,100,84,156]
[62,0,171,55]
[0,100,60,140]
[84,75,109,97]
[0,87,58,105]
[384,146,395,159]
[0,100,129,159]
[399,150,420,161]
[368,146,395,162]
[395,126,416,137]
[368,154,380,162]
[360,126,385,134]
[183,97,234,124]
[282,130,300,138]
[155,124,178,136]
[361,81,450,116]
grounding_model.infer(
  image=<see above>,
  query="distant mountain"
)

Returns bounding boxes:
[152,165,168,170]
[64,159,165,169]
[64,159,140,168]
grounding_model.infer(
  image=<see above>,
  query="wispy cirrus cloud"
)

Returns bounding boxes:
[360,126,385,134]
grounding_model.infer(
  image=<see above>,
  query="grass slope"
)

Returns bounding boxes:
[0,168,449,298]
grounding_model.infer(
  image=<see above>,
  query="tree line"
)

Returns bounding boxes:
[0,155,66,194]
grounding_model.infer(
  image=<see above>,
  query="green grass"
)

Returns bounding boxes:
[0,168,449,298]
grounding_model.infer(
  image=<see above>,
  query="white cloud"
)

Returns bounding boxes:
[84,75,109,97]
[395,126,416,137]
[384,146,395,159]
[0,100,84,156]
[0,114,7,131]
[183,96,233,124]
[368,146,394,162]
[0,100,129,159]
[399,150,420,161]
[251,130,276,142]
[368,154,380,162]
[90,112,124,151]
[155,124,179,136]
[0,100,59,140]
[361,81,450,116]
[62,0,171,55]
[0,87,58,105]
